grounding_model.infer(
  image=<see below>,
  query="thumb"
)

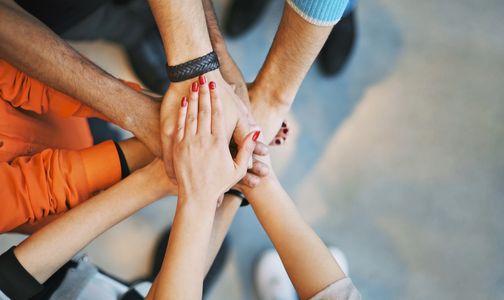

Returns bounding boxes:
[234,130,261,177]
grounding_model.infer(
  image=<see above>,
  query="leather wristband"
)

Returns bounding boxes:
[225,189,250,207]
[166,51,220,82]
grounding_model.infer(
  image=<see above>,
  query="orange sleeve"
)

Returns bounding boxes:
[0,140,122,233]
[0,59,142,119]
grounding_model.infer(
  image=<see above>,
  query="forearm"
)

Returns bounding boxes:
[14,163,169,283]
[151,199,216,300]
[0,1,162,156]
[254,4,333,106]
[204,194,241,273]
[201,0,247,99]
[118,138,156,173]
[244,176,345,299]
[148,0,212,65]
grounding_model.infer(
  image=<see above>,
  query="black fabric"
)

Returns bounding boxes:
[15,0,109,34]
[120,288,144,300]
[113,141,131,179]
[30,260,79,300]
[0,247,43,300]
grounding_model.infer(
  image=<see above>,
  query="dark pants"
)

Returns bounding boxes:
[60,0,156,49]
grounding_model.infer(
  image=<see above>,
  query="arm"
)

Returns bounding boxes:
[147,77,258,299]
[250,3,341,142]
[243,173,346,300]
[11,160,174,284]
[0,0,162,155]
[201,0,249,103]
[0,59,144,120]
[147,0,253,179]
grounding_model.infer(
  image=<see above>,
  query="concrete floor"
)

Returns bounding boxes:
[1,0,504,299]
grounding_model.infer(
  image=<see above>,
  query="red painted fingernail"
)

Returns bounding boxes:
[283,128,289,134]
[275,139,281,145]
[252,131,261,142]
[181,96,188,107]
[209,81,216,90]
[192,82,199,92]
[199,75,206,85]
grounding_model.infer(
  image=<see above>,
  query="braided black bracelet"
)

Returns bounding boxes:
[225,189,250,207]
[166,51,220,82]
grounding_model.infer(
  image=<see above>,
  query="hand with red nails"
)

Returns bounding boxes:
[160,72,257,184]
[172,77,260,203]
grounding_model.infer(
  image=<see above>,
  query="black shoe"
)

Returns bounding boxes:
[149,227,230,296]
[224,0,270,37]
[126,28,169,94]
[318,11,357,76]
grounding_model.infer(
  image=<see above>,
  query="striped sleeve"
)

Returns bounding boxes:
[286,0,349,26]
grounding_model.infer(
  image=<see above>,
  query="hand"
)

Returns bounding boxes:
[172,77,260,203]
[248,82,291,145]
[139,159,178,197]
[160,71,253,182]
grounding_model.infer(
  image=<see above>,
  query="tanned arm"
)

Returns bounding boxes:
[0,0,162,156]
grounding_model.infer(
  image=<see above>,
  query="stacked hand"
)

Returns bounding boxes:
[171,76,261,204]
[160,71,258,183]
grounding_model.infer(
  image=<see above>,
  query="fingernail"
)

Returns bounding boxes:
[199,75,206,85]
[209,81,216,90]
[192,82,199,92]
[282,122,286,127]
[283,128,289,134]
[181,96,188,107]
[275,139,281,145]
[252,131,261,142]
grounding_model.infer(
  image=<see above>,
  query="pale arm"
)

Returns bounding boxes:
[147,199,216,300]
[244,174,346,300]
[13,161,174,283]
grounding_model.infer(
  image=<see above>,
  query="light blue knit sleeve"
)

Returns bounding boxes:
[286,0,350,26]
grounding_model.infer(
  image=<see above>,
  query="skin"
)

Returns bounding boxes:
[147,78,258,300]
[147,0,254,180]
[13,159,177,283]
[0,0,255,181]
[0,0,162,156]
[242,164,346,300]
[7,82,259,299]
[249,3,334,144]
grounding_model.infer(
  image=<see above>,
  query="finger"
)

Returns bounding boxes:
[197,75,211,134]
[176,96,188,142]
[217,194,224,208]
[234,130,260,179]
[253,141,269,156]
[240,173,261,188]
[249,160,270,178]
[210,81,225,136]
[161,134,177,183]
[271,137,284,146]
[186,81,199,135]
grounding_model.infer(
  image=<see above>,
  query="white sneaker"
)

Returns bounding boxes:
[254,247,349,300]
[254,249,297,300]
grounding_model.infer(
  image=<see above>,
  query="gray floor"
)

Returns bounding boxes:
[1,0,504,299]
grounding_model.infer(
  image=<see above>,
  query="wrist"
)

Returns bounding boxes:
[242,172,279,202]
[177,192,219,212]
[250,79,294,109]
[136,161,175,198]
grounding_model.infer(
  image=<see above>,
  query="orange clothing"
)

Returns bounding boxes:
[0,59,141,233]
